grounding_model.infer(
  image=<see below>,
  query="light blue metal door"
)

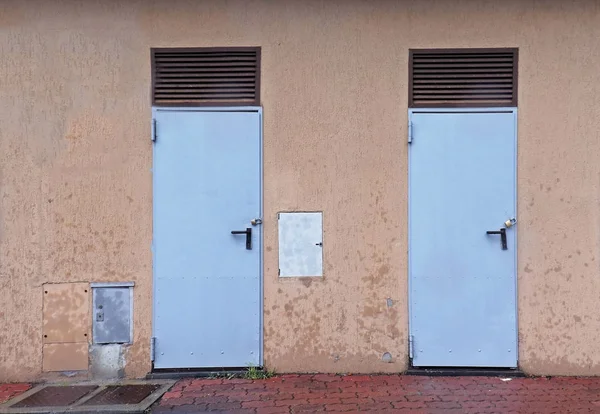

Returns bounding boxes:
[153,108,262,369]
[409,109,517,367]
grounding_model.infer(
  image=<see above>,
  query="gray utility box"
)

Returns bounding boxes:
[91,282,134,344]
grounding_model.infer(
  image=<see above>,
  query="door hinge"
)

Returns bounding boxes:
[408,122,413,144]
[152,118,157,142]
[150,337,156,361]
[409,335,414,359]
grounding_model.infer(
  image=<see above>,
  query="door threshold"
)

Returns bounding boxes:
[147,367,250,380]
[406,367,525,377]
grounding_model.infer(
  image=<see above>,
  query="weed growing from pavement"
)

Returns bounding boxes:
[244,364,275,380]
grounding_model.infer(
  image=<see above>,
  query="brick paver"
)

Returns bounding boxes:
[0,383,31,404]
[153,374,600,413]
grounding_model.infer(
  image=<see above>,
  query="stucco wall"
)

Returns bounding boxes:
[0,0,599,381]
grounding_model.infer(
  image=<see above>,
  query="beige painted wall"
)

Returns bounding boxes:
[0,0,599,381]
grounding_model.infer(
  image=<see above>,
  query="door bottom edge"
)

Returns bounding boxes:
[406,367,525,377]
[147,366,261,380]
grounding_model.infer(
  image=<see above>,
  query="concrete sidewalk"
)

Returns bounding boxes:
[152,374,600,413]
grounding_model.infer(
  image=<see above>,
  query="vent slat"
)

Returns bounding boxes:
[155,68,257,74]
[414,63,514,69]
[156,62,257,69]
[413,84,512,90]
[412,92,513,98]
[409,49,517,107]
[414,95,514,100]
[156,73,256,79]
[413,58,513,64]
[152,47,260,106]
[156,79,255,85]
[414,68,513,74]
[153,52,257,57]
[413,74,513,80]
[153,95,255,102]
[155,88,256,93]
[155,83,255,88]
[155,57,257,63]
[155,92,256,96]
[413,79,513,84]
[412,53,514,59]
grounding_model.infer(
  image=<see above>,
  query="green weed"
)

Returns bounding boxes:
[244,364,275,380]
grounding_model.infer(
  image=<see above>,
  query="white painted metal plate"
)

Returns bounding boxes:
[278,212,323,277]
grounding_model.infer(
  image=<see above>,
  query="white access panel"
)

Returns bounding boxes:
[278,212,323,277]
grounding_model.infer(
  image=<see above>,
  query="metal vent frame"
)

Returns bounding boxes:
[151,47,261,107]
[409,48,518,108]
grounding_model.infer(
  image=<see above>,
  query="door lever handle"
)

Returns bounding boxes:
[231,228,252,250]
[486,228,507,250]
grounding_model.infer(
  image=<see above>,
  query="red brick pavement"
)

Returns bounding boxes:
[0,383,31,404]
[152,374,600,413]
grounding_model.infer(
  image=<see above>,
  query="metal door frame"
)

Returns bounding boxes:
[407,107,518,366]
[151,106,264,367]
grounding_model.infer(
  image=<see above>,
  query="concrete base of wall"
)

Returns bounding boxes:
[89,344,127,380]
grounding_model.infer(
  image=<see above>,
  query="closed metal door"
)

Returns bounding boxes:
[153,109,262,369]
[409,109,517,367]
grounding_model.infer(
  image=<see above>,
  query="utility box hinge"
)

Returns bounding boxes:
[408,122,413,144]
[409,335,414,359]
[152,119,157,142]
[150,337,156,361]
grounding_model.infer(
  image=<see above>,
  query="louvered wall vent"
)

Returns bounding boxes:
[152,47,260,106]
[409,48,518,108]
